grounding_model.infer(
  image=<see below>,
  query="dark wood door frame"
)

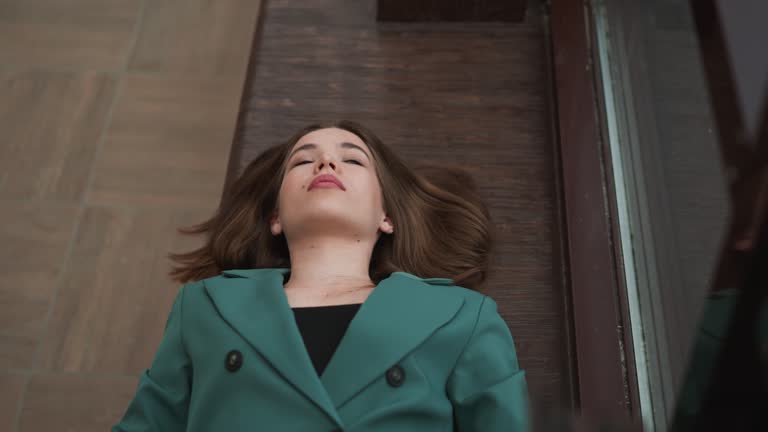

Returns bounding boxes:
[548,0,640,422]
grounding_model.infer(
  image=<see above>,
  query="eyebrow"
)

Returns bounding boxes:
[288,142,371,162]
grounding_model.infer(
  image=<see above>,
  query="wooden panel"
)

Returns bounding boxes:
[0,372,26,432]
[229,0,571,408]
[37,205,209,374]
[18,373,137,432]
[0,201,79,370]
[88,74,239,208]
[0,70,117,201]
[0,0,142,70]
[129,0,264,76]
[377,0,527,22]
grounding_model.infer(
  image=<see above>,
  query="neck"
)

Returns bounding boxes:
[283,235,376,294]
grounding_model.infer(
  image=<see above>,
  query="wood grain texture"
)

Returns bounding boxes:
[0,70,117,201]
[37,205,210,374]
[129,0,264,76]
[0,372,26,432]
[550,0,631,418]
[17,373,137,432]
[88,73,240,208]
[0,201,79,369]
[229,0,569,405]
[0,0,142,70]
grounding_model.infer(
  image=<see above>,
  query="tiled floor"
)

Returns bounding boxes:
[0,201,80,370]
[0,0,143,70]
[0,372,25,432]
[0,71,117,201]
[17,373,138,432]
[87,73,242,208]
[0,0,262,430]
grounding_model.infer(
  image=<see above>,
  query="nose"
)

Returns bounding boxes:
[315,153,338,172]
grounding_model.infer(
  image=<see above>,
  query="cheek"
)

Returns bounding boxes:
[280,174,305,195]
[359,176,384,207]
[276,177,299,209]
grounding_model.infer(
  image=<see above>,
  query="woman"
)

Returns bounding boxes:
[112,120,529,431]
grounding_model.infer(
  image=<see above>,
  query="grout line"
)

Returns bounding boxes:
[45,0,151,372]
[81,201,219,214]
[9,79,114,427]
[22,181,86,376]
[24,0,144,399]
[0,63,244,80]
[65,83,129,382]
[6,0,244,428]
[4,368,141,380]
[0,196,218,213]
[0,64,122,76]
[124,0,150,73]
[27,78,124,371]
[7,3,150,428]
[0,62,243,82]
[10,374,29,432]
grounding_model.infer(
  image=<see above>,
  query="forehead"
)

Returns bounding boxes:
[293,127,368,150]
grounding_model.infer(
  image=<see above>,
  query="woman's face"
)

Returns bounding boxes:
[271,127,393,241]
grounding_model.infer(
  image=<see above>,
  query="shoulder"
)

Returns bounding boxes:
[173,277,216,310]
[446,285,500,334]
[178,278,207,297]
[422,279,510,347]
[395,271,486,300]
[414,277,494,333]
[444,284,489,316]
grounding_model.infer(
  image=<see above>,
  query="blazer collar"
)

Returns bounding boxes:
[203,267,463,428]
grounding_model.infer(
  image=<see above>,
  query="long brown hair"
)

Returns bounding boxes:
[168,120,496,290]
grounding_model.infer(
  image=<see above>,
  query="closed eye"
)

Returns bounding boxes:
[292,160,363,167]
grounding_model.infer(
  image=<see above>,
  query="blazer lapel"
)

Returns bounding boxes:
[203,268,342,426]
[319,271,464,409]
[203,268,465,422]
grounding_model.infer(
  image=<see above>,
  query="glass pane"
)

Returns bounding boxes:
[592,0,730,430]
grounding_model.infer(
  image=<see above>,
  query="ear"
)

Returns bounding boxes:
[270,210,282,236]
[379,215,394,234]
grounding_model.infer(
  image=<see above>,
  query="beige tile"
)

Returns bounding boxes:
[129,0,263,76]
[0,70,118,201]
[38,205,213,374]
[88,73,238,207]
[0,0,142,70]
[18,373,137,432]
[0,201,80,369]
[0,372,26,432]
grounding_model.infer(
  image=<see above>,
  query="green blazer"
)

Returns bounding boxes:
[112,268,529,431]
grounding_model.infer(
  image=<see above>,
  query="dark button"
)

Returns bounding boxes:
[225,350,243,372]
[386,365,406,387]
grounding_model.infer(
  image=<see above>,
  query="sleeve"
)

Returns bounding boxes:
[112,285,192,432]
[447,295,530,432]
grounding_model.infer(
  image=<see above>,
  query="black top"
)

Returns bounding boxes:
[291,303,362,377]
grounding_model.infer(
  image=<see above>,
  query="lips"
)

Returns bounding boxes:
[309,174,345,191]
